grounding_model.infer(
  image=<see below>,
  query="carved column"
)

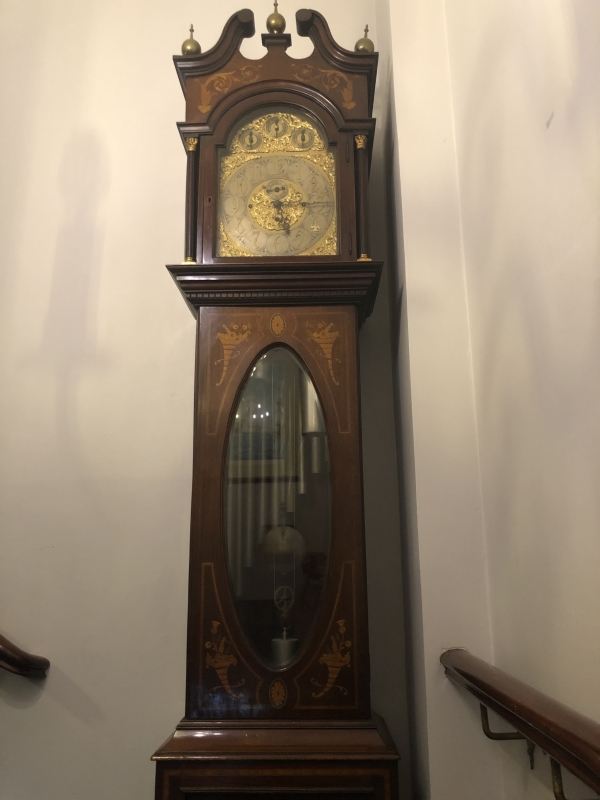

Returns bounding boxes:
[354,134,371,261]
[184,137,199,262]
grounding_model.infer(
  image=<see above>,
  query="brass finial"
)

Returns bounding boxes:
[181,24,201,57]
[354,24,374,54]
[266,0,286,34]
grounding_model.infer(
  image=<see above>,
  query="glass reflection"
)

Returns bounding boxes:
[225,347,331,669]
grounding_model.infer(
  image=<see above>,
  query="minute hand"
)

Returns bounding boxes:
[280,199,334,207]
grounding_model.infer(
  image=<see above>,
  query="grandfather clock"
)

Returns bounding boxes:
[152,7,400,799]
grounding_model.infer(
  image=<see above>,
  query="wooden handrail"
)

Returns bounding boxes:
[441,648,600,795]
[0,633,49,678]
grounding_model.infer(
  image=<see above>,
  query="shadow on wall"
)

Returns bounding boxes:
[378,73,427,800]
[0,660,104,724]
[359,55,416,797]
[0,666,46,710]
[38,129,110,467]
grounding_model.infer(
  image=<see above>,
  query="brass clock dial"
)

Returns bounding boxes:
[218,111,337,257]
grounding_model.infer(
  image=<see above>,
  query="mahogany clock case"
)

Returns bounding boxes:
[153,9,400,800]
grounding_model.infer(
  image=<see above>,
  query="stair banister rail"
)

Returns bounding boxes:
[441,649,600,799]
[0,632,50,678]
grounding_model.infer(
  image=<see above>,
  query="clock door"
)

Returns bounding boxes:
[217,107,338,258]
[186,305,371,720]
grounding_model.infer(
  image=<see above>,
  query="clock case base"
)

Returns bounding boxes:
[152,715,400,800]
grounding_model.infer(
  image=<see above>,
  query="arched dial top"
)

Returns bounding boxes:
[225,346,332,670]
[218,108,337,257]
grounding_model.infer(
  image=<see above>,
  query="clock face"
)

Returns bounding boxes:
[218,110,337,257]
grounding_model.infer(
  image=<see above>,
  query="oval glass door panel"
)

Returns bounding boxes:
[225,346,331,669]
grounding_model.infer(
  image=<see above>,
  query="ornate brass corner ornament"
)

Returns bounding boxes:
[184,136,198,152]
[307,322,341,385]
[215,323,252,386]
[301,217,337,256]
[354,134,368,150]
[291,65,356,110]
[270,313,285,336]
[218,222,255,258]
[205,620,245,699]
[311,620,352,698]
[197,65,263,114]
[269,678,287,708]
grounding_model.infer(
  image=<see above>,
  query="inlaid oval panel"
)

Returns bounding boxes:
[225,346,331,670]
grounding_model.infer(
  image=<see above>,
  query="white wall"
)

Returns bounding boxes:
[379,0,505,797]
[0,2,409,798]
[381,0,600,798]
[447,1,600,797]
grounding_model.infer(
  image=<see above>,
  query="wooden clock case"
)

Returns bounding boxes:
[152,9,400,799]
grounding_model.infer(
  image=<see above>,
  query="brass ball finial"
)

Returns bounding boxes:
[181,24,201,57]
[266,0,286,34]
[354,24,374,54]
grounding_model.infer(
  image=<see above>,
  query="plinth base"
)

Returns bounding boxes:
[152,716,399,800]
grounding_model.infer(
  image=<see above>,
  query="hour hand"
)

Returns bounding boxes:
[271,200,291,234]
[282,199,333,207]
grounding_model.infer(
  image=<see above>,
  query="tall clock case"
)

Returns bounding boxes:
[197,92,364,263]
[155,11,398,800]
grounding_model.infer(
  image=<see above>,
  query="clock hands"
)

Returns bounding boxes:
[245,180,333,238]
[282,199,334,207]
[269,198,332,235]
[271,198,291,234]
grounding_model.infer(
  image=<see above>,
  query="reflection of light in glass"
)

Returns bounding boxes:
[253,414,256,418]
[258,404,261,408]
[236,414,239,418]
[261,414,264,418]
[266,412,269,416]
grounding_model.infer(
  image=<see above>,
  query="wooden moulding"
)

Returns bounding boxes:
[0,632,49,678]
[167,261,383,327]
[295,10,378,116]
[441,648,600,794]
[173,10,256,91]
[173,9,378,117]
[152,715,399,762]
[152,717,399,799]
